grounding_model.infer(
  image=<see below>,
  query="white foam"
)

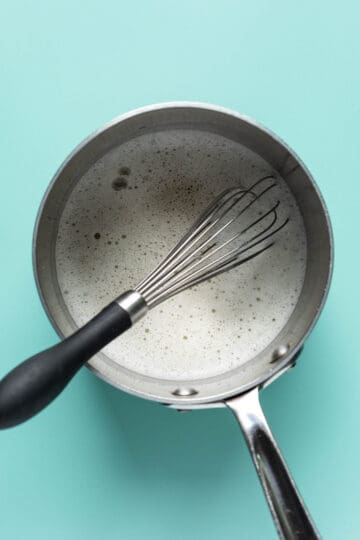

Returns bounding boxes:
[55,130,306,381]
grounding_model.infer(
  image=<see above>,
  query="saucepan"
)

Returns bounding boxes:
[14,103,335,538]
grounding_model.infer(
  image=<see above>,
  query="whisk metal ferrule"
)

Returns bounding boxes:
[116,290,148,323]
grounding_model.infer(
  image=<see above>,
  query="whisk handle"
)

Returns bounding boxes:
[0,302,131,429]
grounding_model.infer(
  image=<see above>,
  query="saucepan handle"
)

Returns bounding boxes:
[226,388,320,540]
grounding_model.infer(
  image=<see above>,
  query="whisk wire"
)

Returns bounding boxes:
[139,178,275,296]
[137,176,288,307]
[144,212,288,307]
[147,243,275,306]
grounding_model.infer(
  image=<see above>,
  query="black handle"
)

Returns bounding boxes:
[0,302,131,429]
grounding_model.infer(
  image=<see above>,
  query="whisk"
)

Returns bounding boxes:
[0,175,288,428]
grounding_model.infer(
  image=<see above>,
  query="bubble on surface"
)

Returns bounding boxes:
[55,129,307,381]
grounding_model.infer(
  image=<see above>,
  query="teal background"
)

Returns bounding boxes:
[0,1,359,538]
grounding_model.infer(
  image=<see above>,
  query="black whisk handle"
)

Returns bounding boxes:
[0,302,131,429]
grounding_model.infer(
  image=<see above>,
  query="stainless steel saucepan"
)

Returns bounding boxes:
[31,103,332,539]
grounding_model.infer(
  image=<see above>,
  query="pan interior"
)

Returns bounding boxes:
[55,129,306,382]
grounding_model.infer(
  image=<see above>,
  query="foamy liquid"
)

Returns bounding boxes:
[56,130,306,381]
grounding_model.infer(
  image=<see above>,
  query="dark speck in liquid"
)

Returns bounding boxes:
[94,233,101,240]
[112,177,128,190]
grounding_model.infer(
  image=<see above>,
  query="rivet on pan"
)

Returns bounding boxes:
[270,344,290,364]
[172,388,198,397]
